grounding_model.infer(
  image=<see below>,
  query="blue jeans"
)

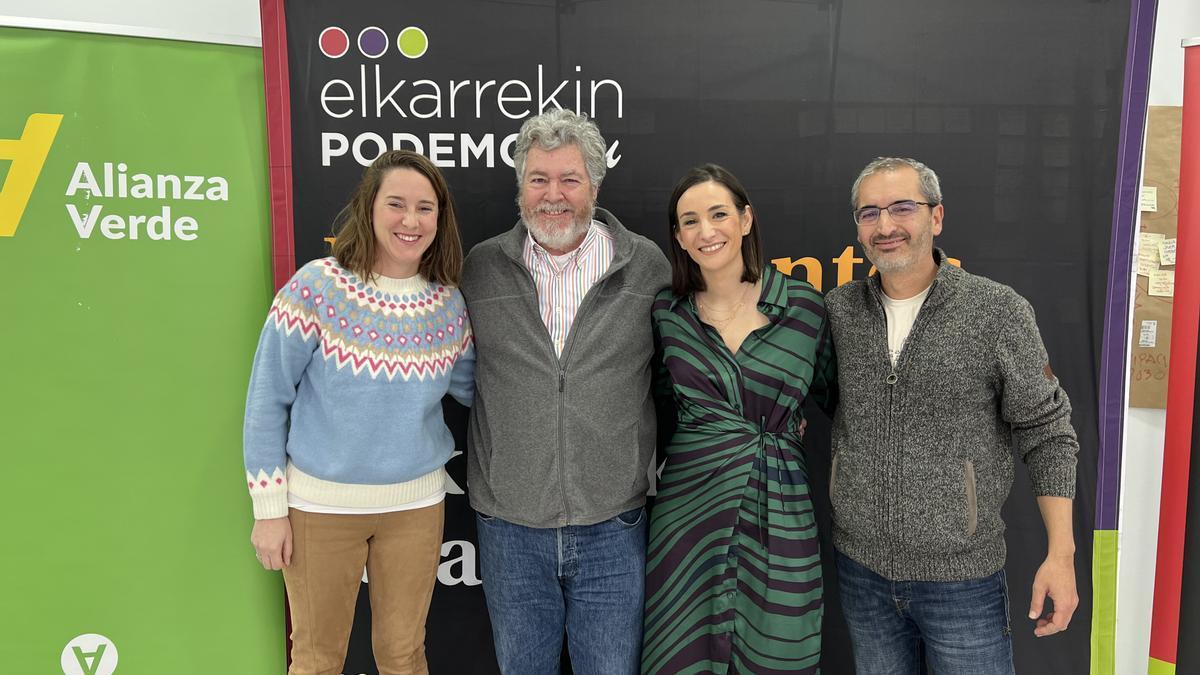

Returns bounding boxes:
[836,551,1014,675]
[476,508,647,675]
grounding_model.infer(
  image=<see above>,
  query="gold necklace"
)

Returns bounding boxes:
[698,282,753,329]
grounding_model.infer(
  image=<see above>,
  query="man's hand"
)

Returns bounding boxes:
[1030,495,1077,636]
[1029,553,1077,636]
[251,516,293,571]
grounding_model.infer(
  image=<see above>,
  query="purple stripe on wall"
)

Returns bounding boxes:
[1097,0,1159,531]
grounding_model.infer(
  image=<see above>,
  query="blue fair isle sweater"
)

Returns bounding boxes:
[243,257,475,519]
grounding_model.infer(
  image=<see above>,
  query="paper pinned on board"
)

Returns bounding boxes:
[1139,232,1165,258]
[1140,186,1158,212]
[1148,269,1175,297]
[1139,320,1157,348]
[1138,232,1165,276]
[1159,238,1177,266]
[1138,257,1158,277]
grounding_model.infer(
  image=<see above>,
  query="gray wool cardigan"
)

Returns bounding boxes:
[825,248,1078,582]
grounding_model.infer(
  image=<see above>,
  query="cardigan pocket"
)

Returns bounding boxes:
[828,450,879,541]
[829,453,841,505]
[893,459,974,555]
[964,459,978,537]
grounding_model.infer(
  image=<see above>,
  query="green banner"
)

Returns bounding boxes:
[0,27,281,674]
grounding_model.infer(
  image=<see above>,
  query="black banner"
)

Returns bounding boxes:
[1176,332,1200,674]
[269,1,1132,671]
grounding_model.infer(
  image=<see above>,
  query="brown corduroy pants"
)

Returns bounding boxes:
[283,502,444,675]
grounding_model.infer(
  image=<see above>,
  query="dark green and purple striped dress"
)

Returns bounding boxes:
[643,265,837,675]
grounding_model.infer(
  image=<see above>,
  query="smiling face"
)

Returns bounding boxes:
[371,168,439,278]
[518,143,596,254]
[673,180,753,278]
[855,166,943,275]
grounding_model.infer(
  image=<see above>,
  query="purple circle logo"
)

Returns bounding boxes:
[357,26,388,58]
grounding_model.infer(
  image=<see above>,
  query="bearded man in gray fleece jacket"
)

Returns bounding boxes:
[461,109,670,675]
[825,157,1079,675]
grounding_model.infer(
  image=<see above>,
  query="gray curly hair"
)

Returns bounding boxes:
[513,108,608,189]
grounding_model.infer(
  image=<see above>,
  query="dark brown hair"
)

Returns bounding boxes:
[332,150,463,285]
[666,164,763,296]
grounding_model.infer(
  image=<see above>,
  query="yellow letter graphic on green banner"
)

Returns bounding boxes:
[0,113,62,237]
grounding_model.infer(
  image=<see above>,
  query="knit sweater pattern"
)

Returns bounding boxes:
[825,249,1078,582]
[243,258,475,519]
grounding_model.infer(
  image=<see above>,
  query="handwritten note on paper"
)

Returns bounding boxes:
[1141,186,1158,212]
[1138,232,1165,276]
[1138,256,1158,277]
[1140,232,1165,258]
[1149,270,1175,297]
[1139,320,1158,348]
[1160,238,1177,266]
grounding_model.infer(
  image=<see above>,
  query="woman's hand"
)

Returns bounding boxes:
[251,516,293,570]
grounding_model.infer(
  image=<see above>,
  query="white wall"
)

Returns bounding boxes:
[1149,2,1200,107]
[1117,408,1168,673]
[1116,1,1200,673]
[0,0,260,46]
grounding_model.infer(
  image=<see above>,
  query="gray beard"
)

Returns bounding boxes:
[521,205,594,252]
[863,231,931,275]
[864,249,912,274]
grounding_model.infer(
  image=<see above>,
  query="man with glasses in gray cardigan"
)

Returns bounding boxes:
[825,157,1080,675]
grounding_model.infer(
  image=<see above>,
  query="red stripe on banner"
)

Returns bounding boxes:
[1149,42,1200,666]
[257,1,295,661]
[260,0,296,291]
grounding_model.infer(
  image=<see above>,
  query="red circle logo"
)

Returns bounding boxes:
[318,27,349,58]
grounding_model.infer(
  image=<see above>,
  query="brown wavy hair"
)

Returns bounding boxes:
[331,150,463,285]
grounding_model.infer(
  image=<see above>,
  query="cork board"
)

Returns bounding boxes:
[1130,106,1181,408]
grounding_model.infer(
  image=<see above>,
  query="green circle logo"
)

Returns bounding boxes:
[398,27,428,59]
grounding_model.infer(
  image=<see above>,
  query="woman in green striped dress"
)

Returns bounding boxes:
[643,164,836,674]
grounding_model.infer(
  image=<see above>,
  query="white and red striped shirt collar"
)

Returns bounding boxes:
[522,222,615,357]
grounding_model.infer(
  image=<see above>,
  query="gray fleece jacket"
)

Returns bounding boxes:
[825,249,1078,582]
[461,208,670,528]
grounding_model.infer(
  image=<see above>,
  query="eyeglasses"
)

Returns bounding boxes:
[853,200,937,226]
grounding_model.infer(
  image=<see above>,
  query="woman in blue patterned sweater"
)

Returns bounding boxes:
[243,150,474,674]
